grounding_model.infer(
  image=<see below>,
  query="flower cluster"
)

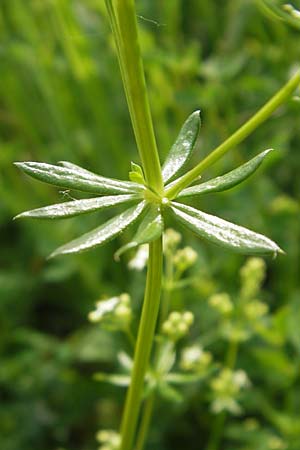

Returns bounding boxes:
[180,345,212,373]
[88,293,132,331]
[210,368,250,414]
[96,430,120,450]
[162,311,194,341]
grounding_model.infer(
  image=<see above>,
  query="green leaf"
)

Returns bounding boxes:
[165,373,203,384]
[162,110,201,184]
[129,161,145,185]
[14,194,141,220]
[114,204,163,259]
[49,201,146,258]
[178,149,273,198]
[157,381,183,403]
[94,372,130,387]
[171,202,283,256]
[15,161,144,195]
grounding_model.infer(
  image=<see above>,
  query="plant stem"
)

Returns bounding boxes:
[166,70,300,199]
[134,248,176,450]
[135,394,155,450]
[120,239,163,450]
[206,338,239,450]
[105,2,165,449]
[105,0,163,193]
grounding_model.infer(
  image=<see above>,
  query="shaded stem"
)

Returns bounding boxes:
[166,71,300,199]
[120,239,163,450]
[206,338,239,450]
[135,394,155,450]
[134,248,175,450]
[105,0,163,193]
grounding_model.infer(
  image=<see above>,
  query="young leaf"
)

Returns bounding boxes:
[129,161,145,185]
[114,204,163,259]
[171,202,283,256]
[15,161,144,195]
[49,201,146,258]
[178,149,273,198]
[14,194,141,220]
[162,110,201,184]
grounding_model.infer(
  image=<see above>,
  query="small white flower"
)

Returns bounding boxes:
[128,244,148,270]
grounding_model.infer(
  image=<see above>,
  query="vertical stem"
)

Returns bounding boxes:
[105,2,164,449]
[206,339,239,450]
[134,250,175,450]
[120,239,163,450]
[105,0,163,193]
[135,394,155,450]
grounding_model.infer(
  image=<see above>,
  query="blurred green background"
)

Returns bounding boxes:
[0,1,300,449]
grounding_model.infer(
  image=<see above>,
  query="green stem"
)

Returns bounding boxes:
[159,249,174,328]
[135,394,155,450]
[105,0,163,193]
[134,249,176,450]
[166,70,300,199]
[120,239,163,450]
[206,339,239,450]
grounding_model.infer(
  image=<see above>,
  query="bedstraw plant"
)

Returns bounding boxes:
[14,1,300,449]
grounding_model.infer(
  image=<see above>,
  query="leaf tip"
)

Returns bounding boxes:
[14,161,24,169]
[12,213,23,221]
[47,249,60,260]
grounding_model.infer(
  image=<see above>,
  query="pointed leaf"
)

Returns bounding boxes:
[49,201,146,258]
[58,160,103,177]
[14,194,141,220]
[162,110,201,184]
[15,161,143,195]
[115,204,163,259]
[171,202,283,256]
[165,373,203,384]
[178,149,273,198]
[94,372,130,387]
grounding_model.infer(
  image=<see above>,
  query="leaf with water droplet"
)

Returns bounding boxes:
[49,201,146,258]
[15,161,143,195]
[162,110,201,184]
[14,194,141,220]
[171,202,283,256]
[178,149,273,198]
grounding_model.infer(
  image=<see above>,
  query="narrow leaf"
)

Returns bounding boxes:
[15,161,143,195]
[162,110,201,184]
[58,160,103,177]
[14,194,141,220]
[165,373,202,384]
[49,201,146,258]
[171,202,283,256]
[115,204,163,259]
[94,372,130,387]
[178,149,273,198]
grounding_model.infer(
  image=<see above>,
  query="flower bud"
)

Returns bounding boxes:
[209,293,233,315]
[174,246,197,271]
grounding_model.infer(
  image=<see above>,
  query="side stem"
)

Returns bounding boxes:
[120,239,163,450]
[166,71,300,199]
